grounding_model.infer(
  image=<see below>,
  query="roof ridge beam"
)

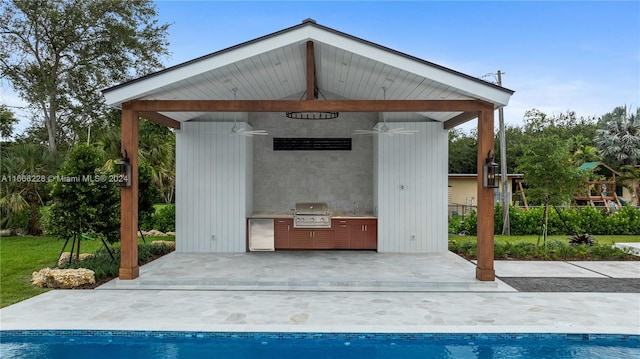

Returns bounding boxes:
[306,40,315,100]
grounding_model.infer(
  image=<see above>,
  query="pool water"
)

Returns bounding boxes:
[1,331,638,359]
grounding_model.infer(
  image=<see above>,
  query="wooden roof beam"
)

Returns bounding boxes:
[138,111,181,129]
[306,40,315,100]
[123,99,494,113]
[444,111,480,129]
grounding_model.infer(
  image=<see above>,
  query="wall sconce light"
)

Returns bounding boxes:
[484,150,499,188]
[116,150,132,187]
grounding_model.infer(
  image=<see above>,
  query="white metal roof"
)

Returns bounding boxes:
[103,19,514,123]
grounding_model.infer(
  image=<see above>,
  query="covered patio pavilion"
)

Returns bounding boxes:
[103,19,514,282]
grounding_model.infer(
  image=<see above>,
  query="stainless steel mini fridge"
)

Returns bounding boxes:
[248,219,275,251]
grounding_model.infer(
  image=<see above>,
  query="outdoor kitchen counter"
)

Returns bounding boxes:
[248,211,294,219]
[248,211,377,219]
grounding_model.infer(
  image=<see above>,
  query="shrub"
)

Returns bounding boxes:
[459,205,640,235]
[138,162,161,231]
[448,238,638,261]
[448,215,464,234]
[48,145,120,243]
[568,233,596,246]
[68,242,174,282]
[152,204,175,232]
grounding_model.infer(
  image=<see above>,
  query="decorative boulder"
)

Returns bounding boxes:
[56,252,94,267]
[31,268,95,289]
[166,231,176,237]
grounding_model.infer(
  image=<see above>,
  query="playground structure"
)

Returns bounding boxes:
[574,162,624,211]
[514,162,626,211]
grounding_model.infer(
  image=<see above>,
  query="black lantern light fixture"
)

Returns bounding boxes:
[484,150,499,188]
[285,87,339,120]
[116,150,132,187]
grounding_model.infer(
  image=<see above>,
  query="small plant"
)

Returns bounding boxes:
[568,233,596,246]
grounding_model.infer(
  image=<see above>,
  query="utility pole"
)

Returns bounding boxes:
[496,70,510,235]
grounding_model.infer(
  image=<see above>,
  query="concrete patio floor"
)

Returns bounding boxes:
[1,251,639,335]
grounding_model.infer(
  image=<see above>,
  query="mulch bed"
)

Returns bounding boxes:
[498,277,640,293]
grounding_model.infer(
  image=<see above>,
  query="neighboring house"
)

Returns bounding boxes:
[448,174,525,215]
[103,19,513,281]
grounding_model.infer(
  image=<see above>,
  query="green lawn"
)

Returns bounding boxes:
[0,235,173,308]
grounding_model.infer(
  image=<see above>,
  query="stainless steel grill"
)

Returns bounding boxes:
[294,202,331,228]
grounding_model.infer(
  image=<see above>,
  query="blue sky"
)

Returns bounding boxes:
[154,0,640,131]
[2,0,638,133]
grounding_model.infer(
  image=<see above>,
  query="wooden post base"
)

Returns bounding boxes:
[476,267,495,281]
[118,266,140,280]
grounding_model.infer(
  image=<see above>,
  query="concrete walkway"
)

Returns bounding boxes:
[1,251,638,335]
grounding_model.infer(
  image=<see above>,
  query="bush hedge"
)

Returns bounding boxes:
[449,239,639,261]
[451,205,640,236]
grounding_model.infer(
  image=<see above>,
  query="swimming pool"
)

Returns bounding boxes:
[1,331,638,359]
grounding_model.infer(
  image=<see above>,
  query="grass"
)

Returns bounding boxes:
[0,235,174,308]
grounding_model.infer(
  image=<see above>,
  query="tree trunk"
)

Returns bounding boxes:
[27,200,43,236]
[543,197,549,246]
[46,90,58,155]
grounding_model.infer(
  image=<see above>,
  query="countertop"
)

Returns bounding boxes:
[248,211,377,220]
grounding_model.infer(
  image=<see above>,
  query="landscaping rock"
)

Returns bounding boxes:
[140,229,168,237]
[31,268,95,289]
[0,229,13,237]
[151,240,175,250]
[56,252,94,267]
[166,231,176,237]
[147,229,167,237]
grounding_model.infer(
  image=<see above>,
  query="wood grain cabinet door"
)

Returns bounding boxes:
[290,230,313,249]
[362,219,377,249]
[274,218,292,249]
[333,220,350,249]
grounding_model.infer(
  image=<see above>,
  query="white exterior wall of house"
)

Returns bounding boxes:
[375,122,449,252]
[175,122,252,252]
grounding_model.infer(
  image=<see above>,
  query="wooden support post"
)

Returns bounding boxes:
[119,109,139,279]
[476,108,495,281]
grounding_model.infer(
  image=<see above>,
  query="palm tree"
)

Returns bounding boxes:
[618,165,640,206]
[94,119,175,203]
[0,143,56,234]
[594,106,640,167]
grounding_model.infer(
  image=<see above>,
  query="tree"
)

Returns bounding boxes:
[0,142,56,234]
[594,106,640,168]
[96,118,175,203]
[48,144,120,243]
[516,136,589,245]
[618,165,640,206]
[0,105,19,139]
[0,0,170,155]
[448,129,478,174]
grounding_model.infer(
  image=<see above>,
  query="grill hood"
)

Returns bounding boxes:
[295,202,329,215]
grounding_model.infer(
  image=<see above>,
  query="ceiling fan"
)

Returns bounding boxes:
[354,87,419,136]
[209,88,268,137]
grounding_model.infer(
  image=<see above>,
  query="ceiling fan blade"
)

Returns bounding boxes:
[389,129,419,135]
[354,129,384,135]
[243,130,269,135]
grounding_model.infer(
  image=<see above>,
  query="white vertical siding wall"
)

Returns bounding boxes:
[374,122,448,253]
[176,122,252,252]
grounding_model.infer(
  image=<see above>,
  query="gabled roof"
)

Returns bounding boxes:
[103,19,514,123]
[578,162,620,176]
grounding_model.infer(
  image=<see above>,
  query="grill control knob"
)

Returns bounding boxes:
[310,218,315,222]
